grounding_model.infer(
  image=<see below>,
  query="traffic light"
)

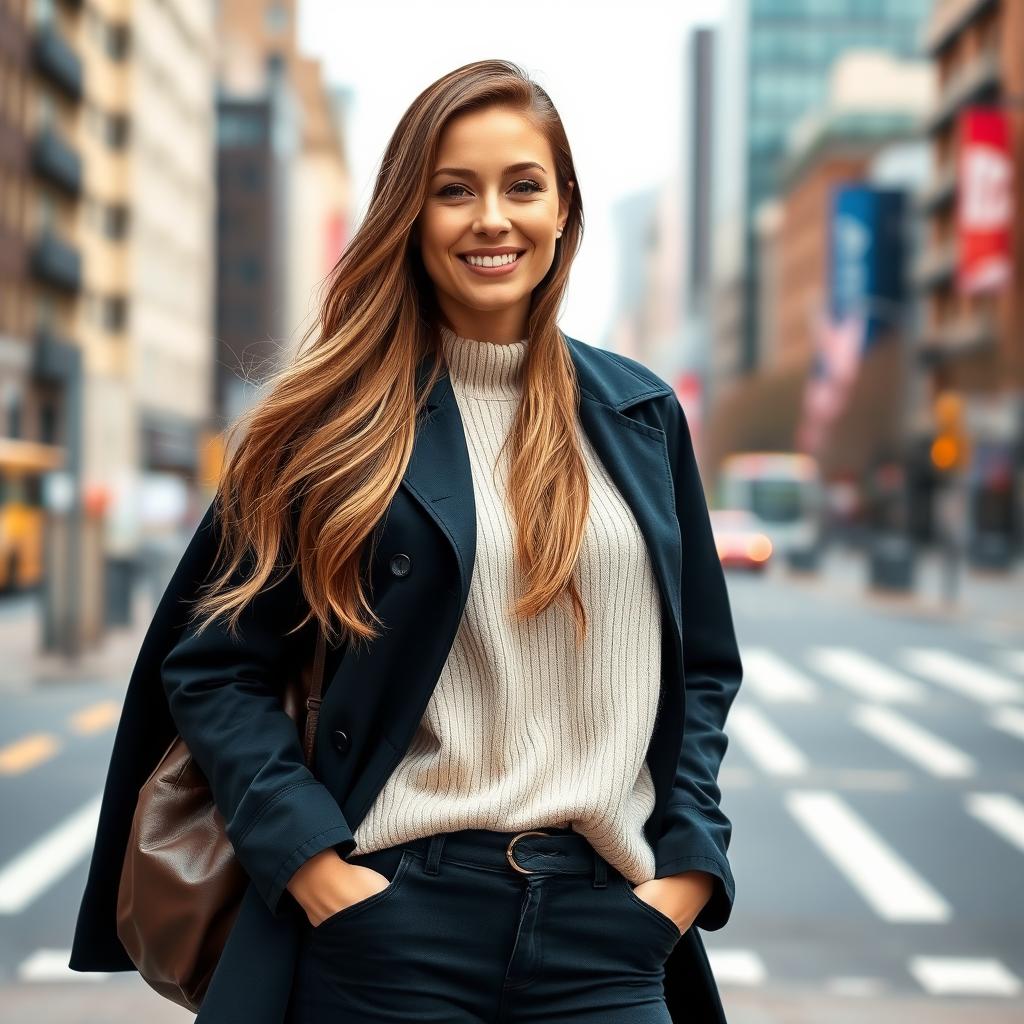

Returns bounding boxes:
[929,390,970,472]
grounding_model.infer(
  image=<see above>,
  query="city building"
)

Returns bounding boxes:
[1,0,84,597]
[214,0,352,428]
[917,0,1023,563]
[0,0,216,647]
[775,52,933,373]
[704,50,934,487]
[710,0,931,393]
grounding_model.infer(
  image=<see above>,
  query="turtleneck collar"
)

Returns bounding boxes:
[439,324,529,401]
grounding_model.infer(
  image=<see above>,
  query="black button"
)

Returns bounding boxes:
[390,552,411,577]
[331,729,351,753]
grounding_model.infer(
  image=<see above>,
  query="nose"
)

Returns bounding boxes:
[474,189,511,234]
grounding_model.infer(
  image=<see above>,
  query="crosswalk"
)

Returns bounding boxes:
[0,643,1022,1000]
[707,642,1024,999]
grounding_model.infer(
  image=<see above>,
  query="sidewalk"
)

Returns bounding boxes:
[2,541,1022,693]
[779,543,1024,638]
[0,587,156,694]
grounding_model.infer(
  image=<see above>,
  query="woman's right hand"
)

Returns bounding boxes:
[286,848,391,927]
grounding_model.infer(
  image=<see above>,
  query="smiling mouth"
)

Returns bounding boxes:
[458,251,525,267]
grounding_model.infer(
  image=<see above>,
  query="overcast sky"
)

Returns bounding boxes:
[298,0,724,346]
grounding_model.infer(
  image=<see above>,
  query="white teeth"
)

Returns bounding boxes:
[465,252,520,267]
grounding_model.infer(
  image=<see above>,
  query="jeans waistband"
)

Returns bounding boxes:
[396,826,619,883]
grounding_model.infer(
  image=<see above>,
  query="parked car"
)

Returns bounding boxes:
[709,508,774,572]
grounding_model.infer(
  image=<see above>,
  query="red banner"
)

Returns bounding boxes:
[957,107,1014,295]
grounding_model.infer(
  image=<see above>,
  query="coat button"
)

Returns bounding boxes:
[390,552,411,577]
[331,729,351,753]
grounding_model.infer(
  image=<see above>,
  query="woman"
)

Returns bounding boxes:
[70,60,743,1023]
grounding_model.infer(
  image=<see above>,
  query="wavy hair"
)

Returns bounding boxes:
[191,58,591,652]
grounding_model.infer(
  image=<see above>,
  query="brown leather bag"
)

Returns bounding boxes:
[115,627,328,1012]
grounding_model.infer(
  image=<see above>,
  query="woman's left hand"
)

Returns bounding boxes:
[631,869,715,935]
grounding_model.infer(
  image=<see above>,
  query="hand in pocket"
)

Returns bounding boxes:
[307,863,393,928]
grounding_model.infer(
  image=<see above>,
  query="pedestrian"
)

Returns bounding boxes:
[71,59,744,1024]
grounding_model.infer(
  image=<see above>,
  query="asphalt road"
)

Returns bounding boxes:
[0,554,1021,1023]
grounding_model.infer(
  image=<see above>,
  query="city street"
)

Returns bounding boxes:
[0,550,1021,1022]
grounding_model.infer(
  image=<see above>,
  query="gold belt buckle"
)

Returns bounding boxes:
[506,830,553,875]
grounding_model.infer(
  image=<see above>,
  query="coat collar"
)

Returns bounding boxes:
[401,331,682,654]
[418,331,674,414]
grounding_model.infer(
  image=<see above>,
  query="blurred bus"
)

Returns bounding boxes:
[716,451,825,558]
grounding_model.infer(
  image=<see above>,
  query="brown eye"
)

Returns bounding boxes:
[437,180,543,199]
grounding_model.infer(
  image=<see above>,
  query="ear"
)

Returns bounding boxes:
[558,180,574,229]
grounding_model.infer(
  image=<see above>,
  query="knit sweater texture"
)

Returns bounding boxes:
[349,325,663,883]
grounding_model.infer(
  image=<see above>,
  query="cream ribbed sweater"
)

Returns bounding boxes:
[349,326,663,884]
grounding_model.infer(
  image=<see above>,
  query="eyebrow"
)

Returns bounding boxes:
[431,161,548,180]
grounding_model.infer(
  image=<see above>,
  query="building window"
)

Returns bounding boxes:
[106,112,130,149]
[104,203,130,239]
[265,4,288,32]
[238,256,262,285]
[240,163,263,190]
[3,381,21,440]
[106,22,131,60]
[217,110,265,147]
[33,0,55,27]
[99,294,127,331]
[40,397,58,445]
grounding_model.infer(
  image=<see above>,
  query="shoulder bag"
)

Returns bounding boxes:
[114,627,328,1012]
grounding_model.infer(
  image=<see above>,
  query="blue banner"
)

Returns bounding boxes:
[828,185,906,347]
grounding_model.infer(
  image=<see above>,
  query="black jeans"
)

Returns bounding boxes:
[285,825,684,1023]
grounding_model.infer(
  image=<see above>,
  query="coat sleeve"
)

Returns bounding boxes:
[160,516,357,920]
[654,395,744,932]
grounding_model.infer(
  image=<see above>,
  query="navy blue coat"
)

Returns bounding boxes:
[70,333,744,1023]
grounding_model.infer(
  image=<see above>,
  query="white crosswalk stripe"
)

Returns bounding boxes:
[900,648,1024,704]
[965,793,1024,854]
[998,650,1024,676]
[852,705,976,777]
[989,705,1024,742]
[808,647,927,703]
[908,956,1023,996]
[4,648,1024,1003]
[705,948,767,986]
[18,948,110,982]
[727,705,808,775]
[742,647,819,702]
[825,976,887,996]
[785,790,952,923]
[0,794,102,915]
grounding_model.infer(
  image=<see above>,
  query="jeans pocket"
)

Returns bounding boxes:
[619,876,683,944]
[310,847,414,934]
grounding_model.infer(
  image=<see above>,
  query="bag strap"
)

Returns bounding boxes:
[302,627,327,767]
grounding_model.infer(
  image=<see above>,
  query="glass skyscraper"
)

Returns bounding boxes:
[714,0,933,375]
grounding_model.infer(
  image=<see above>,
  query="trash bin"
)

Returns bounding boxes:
[968,531,1012,571]
[868,532,916,591]
[104,555,137,626]
[786,543,822,573]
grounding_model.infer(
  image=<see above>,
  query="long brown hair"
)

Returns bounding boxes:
[192,59,591,652]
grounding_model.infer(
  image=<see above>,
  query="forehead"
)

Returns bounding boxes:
[435,107,551,166]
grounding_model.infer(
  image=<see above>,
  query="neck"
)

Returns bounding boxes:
[439,324,529,401]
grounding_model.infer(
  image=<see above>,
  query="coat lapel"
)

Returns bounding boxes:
[397,334,683,656]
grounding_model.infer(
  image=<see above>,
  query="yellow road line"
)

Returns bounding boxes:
[69,701,122,735]
[0,734,62,775]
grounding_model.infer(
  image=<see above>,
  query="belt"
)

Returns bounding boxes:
[398,825,610,879]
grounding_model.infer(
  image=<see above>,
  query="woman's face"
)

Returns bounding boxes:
[416,105,571,342]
